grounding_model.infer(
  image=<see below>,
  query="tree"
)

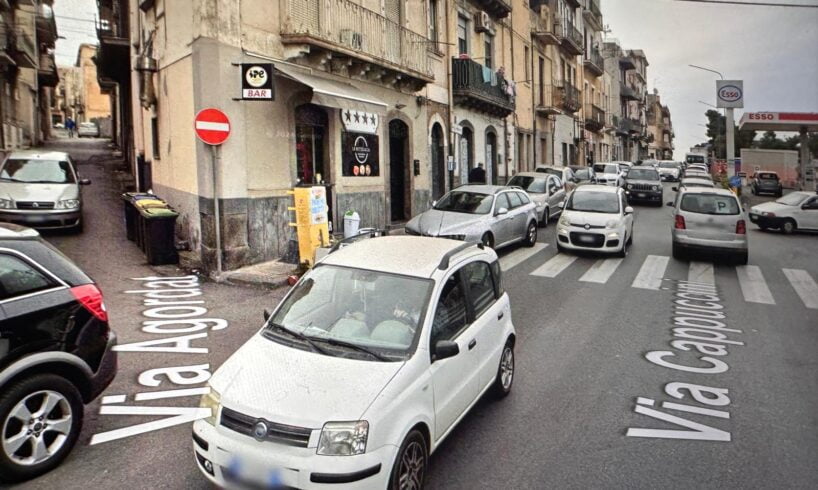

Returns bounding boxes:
[704,110,756,158]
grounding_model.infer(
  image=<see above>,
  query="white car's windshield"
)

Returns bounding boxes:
[659,162,678,168]
[686,155,706,164]
[268,265,432,361]
[0,159,76,184]
[567,192,620,214]
[508,175,547,193]
[434,191,494,214]
[776,193,807,206]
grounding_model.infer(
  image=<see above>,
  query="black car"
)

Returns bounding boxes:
[624,167,663,206]
[751,171,783,197]
[0,223,116,482]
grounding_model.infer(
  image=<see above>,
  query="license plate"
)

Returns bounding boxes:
[578,235,595,243]
[228,456,284,488]
[637,193,646,198]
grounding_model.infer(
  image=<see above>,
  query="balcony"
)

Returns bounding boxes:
[530,3,559,45]
[619,56,635,70]
[38,52,58,87]
[0,21,14,67]
[96,1,130,83]
[473,0,512,19]
[280,0,433,87]
[452,58,514,117]
[565,0,581,7]
[604,113,617,132]
[583,46,603,76]
[555,18,583,56]
[554,80,581,113]
[584,103,605,132]
[535,84,560,116]
[583,0,602,31]
[12,27,36,69]
[619,117,641,134]
[620,82,638,101]
[36,4,57,47]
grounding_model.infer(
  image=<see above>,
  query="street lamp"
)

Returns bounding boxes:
[688,64,723,80]
[698,100,717,108]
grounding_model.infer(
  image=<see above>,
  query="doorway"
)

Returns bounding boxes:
[431,123,446,199]
[294,104,332,220]
[486,129,498,184]
[389,119,410,222]
[460,125,473,183]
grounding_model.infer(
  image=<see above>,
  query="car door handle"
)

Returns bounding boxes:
[497,311,504,320]
[468,339,477,350]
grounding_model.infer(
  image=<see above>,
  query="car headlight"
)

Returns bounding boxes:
[652,185,659,191]
[0,198,12,209]
[605,220,619,229]
[627,184,633,190]
[761,211,776,217]
[317,421,368,456]
[199,387,221,425]
[57,199,80,209]
[558,215,571,227]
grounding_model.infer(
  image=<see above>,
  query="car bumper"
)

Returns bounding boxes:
[192,420,394,489]
[748,213,783,228]
[626,190,663,202]
[753,186,781,194]
[0,209,81,229]
[558,226,625,252]
[672,232,747,252]
[89,330,118,401]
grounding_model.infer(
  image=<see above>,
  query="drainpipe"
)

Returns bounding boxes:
[530,34,536,168]
[446,2,455,191]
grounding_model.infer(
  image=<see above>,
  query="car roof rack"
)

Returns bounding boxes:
[437,242,484,270]
[328,228,390,254]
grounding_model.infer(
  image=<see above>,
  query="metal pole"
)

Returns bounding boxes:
[211,145,223,276]
[799,126,809,191]
[726,107,736,177]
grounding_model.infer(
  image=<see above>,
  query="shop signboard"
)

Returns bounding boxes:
[342,132,379,177]
[241,63,274,100]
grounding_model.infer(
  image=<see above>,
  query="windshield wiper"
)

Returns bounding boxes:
[265,323,328,355]
[307,336,389,361]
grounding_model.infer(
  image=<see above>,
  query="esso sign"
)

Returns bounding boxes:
[716,80,743,108]
[748,113,776,121]
[718,85,742,103]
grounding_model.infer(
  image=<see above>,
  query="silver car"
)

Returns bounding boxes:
[405,185,539,250]
[507,172,565,227]
[0,151,90,231]
[668,188,748,264]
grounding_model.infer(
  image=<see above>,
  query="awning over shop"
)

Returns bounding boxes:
[738,112,818,132]
[275,64,388,115]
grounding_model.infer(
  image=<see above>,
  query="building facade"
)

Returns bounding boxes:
[646,90,674,160]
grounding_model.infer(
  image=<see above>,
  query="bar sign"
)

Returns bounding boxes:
[241,63,274,100]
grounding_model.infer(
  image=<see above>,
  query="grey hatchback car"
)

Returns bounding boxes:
[405,185,539,249]
[668,188,748,264]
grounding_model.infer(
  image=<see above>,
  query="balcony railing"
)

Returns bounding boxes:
[281,0,432,80]
[620,82,638,101]
[38,53,59,87]
[555,80,581,113]
[619,56,635,70]
[583,0,602,30]
[97,6,126,40]
[583,46,603,76]
[530,4,559,45]
[619,117,641,134]
[452,58,514,117]
[36,4,57,45]
[584,103,605,132]
[474,0,512,19]
[535,84,560,115]
[555,18,583,55]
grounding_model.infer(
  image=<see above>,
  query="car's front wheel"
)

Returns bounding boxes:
[781,219,797,235]
[0,374,83,483]
[389,430,427,490]
[490,340,515,399]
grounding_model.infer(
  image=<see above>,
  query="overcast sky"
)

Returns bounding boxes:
[52,0,818,160]
[601,0,818,159]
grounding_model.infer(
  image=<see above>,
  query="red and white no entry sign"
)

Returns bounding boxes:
[194,108,231,145]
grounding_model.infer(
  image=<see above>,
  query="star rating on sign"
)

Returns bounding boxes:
[341,109,379,134]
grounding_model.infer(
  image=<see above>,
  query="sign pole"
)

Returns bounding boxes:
[211,145,223,276]
[726,107,736,177]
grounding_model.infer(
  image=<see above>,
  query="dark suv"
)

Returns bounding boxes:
[624,166,663,206]
[0,223,116,482]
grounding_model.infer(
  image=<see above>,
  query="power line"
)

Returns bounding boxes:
[670,0,818,7]
[54,14,97,24]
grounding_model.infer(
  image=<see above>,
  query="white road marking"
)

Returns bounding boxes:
[530,253,578,278]
[101,394,126,405]
[736,265,775,304]
[632,255,670,290]
[580,258,624,284]
[688,262,715,285]
[134,387,211,401]
[782,269,818,309]
[194,121,230,132]
[500,243,548,271]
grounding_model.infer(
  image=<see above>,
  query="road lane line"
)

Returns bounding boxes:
[631,255,670,290]
[500,243,548,271]
[736,265,775,304]
[580,258,623,284]
[688,262,715,285]
[782,269,818,309]
[529,253,578,278]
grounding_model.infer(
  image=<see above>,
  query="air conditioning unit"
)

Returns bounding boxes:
[474,11,494,34]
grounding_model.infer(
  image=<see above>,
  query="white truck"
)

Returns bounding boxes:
[740,149,800,189]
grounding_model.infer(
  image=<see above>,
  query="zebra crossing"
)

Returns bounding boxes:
[498,245,818,310]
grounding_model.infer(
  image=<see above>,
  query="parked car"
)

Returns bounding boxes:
[405,185,538,249]
[592,162,626,187]
[657,161,682,181]
[684,165,709,178]
[76,123,99,138]
[748,191,818,234]
[193,236,516,489]
[0,223,116,482]
[673,178,716,191]
[750,171,783,197]
[668,188,748,264]
[572,166,596,185]
[0,151,90,232]
[556,185,634,257]
[625,166,663,206]
[507,172,565,227]
[683,170,711,181]
[535,166,578,194]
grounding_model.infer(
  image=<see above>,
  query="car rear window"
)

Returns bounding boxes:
[758,173,778,180]
[680,194,740,215]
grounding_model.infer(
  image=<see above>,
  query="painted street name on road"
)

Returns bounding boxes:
[626,280,743,442]
[90,275,228,445]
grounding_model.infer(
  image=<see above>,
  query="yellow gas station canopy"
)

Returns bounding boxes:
[739,112,818,132]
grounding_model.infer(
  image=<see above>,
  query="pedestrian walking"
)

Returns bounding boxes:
[468,163,486,184]
[66,117,75,138]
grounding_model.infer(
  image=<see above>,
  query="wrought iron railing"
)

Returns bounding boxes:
[451,58,515,112]
[555,80,581,113]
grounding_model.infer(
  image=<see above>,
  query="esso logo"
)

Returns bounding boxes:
[718,85,742,102]
[748,113,776,121]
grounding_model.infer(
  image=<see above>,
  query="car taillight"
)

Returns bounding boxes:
[71,284,108,322]
[675,215,686,230]
[736,220,746,235]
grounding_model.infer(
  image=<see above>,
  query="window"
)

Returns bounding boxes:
[804,197,818,210]
[538,56,545,106]
[547,177,559,194]
[524,46,530,80]
[495,192,511,212]
[151,116,160,160]
[462,262,496,320]
[457,15,469,55]
[430,272,468,347]
[429,0,439,47]
[507,192,523,209]
[680,194,740,215]
[485,34,494,69]
[0,254,56,301]
[517,192,531,205]
[489,260,504,299]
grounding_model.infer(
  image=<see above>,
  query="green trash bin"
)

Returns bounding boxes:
[122,193,157,242]
[139,207,179,265]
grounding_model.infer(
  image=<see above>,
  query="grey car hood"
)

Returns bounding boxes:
[409,208,485,236]
[0,182,79,202]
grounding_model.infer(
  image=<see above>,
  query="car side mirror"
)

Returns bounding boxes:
[666,202,674,207]
[433,340,459,362]
[496,207,508,216]
[671,186,678,192]
[624,206,634,215]
[263,309,271,322]
[431,200,437,207]
[79,178,91,185]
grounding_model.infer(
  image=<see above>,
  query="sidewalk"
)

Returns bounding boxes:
[220,259,297,289]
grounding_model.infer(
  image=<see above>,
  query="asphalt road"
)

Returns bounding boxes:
[12,142,818,489]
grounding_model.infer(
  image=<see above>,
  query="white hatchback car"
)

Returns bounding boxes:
[193,236,516,489]
[556,185,634,256]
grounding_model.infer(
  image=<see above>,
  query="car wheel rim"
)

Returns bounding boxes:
[528,224,537,243]
[784,222,794,233]
[398,440,425,490]
[500,347,514,389]
[2,390,72,466]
